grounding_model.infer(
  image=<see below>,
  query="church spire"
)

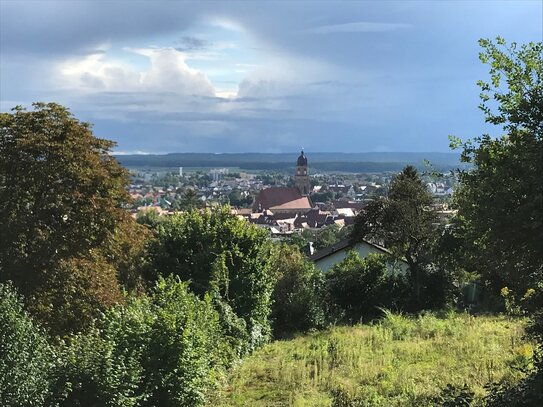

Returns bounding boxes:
[295,150,310,196]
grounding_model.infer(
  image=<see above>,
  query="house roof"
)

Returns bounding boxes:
[308,237,392,262]
[270,197,312,210]
[253,187,311,211]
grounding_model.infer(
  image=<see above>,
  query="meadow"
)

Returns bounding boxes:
[213,312,534,407]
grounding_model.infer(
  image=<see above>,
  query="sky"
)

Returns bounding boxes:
[1,1,541,154]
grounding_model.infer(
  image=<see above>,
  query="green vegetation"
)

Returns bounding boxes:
[144,207,277,350]
[214,313,533,407]
[446,38,542,299]
[352,165,439,309]
[326,252,409,322]
[271,244,327,338]
[1,277,228,407]
[0,103,148,335]
[0,283,54,407]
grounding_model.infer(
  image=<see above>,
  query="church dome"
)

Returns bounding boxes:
[297,150,307,166]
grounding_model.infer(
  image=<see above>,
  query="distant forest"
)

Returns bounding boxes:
[116,152,466,172]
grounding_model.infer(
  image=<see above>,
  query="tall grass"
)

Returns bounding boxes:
[212,313,533,406]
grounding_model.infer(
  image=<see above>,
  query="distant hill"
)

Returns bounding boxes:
[115,152,465,172]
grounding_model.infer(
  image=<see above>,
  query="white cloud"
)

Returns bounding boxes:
[57,48,216,97]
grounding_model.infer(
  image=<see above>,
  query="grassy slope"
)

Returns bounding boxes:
[213,313,533,407]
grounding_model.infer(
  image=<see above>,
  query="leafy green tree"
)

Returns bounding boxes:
[270,244,327,338]
[0,103,148,334]
[351,165,438,307]
[446,38,542,406]
[52,276,226,407]
[0,283,54,407]
[448,38,542,297]
[325,252,409,322]
[146,206,276,346]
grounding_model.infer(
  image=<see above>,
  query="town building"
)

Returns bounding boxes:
[252,151,312,214]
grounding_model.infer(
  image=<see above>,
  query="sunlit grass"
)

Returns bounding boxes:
[212,312,533,406]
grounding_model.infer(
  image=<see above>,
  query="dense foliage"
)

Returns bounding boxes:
[0,283,54,407]
[1,279,227,407]
[445,37,543,407]
[270,244,327,337]
[326,252,410,322]
[145,207,277,348]
[447,38,542,298]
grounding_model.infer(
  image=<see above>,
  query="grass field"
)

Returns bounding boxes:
[213,312,533,406]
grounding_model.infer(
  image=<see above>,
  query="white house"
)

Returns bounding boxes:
[309,237,410,274]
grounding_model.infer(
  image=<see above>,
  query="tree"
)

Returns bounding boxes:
[446,38,542,406]
[0,103,148,333]
[146,206,276,347]
[181,188,201,210]
[270,244,327,338]
[351,165,438,307]
[448,38,542,297]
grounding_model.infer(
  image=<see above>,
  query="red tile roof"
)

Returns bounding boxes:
[253,187,311,211]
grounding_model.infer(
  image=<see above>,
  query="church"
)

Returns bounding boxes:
[252,151,312,214]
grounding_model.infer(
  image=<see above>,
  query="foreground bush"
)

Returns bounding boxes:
[52,276,226,407]
[0,283,54,407]
[1,278,228,407]
[145,207,276,349]
[271,244,327,338]
[326,251,409,322]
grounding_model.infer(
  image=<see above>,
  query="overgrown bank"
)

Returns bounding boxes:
[214,313,534,407]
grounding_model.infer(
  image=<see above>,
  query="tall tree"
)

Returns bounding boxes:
[448,37,543,295]
[0,103,147,333]
[351,165,438,307]
[146,206,276,346]
[447,37,543,407]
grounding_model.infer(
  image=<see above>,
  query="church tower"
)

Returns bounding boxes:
[295,150,310,196]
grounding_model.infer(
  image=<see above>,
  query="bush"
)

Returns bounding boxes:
[271,244,327,338]
[52,276,227,407]
[0,283,54,407]
[326,252,410,322]
[146,207,276,347]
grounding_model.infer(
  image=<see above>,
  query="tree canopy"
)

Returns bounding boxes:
[145,207,277,346]
[0,103,147,333]
[448,38,543,295]
[351,165,438,306]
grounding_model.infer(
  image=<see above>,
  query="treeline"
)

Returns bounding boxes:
[121,158,460,173]
[117,151,463,168]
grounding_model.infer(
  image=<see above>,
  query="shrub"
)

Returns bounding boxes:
[0,283,54,407]
[52,276,227,407]
[326,252,410,322]
[271,244,327,338]
[146,207,277,347]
